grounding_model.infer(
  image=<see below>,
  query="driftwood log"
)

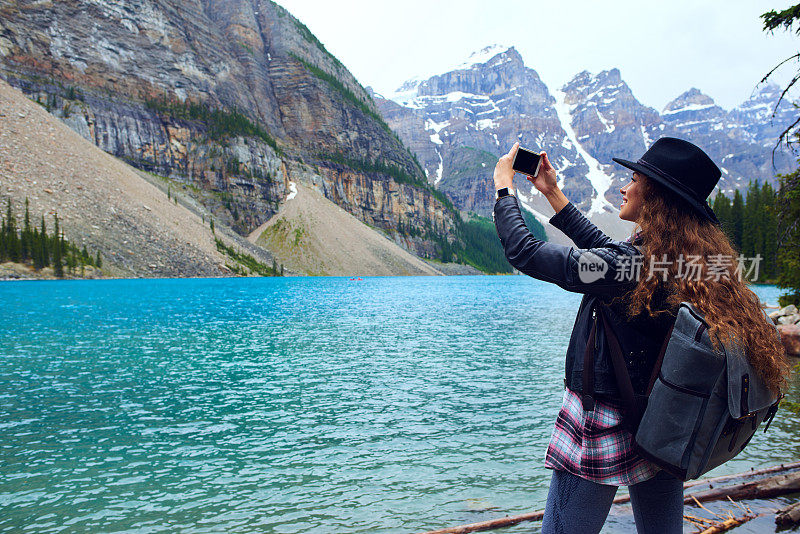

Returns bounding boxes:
[613,461,800,505]
[775,501,800,528]
[416,511,545,534]
[685,496,758,533]
[416,462,800,534]
[696,514,758,534]
[684,470,800,504]
[684,461,800,489]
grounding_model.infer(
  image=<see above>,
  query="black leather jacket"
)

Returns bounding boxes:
[493,195,676,399]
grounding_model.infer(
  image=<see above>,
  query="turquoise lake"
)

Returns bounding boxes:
[1,276,797,533]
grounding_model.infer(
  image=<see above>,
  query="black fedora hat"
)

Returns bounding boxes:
[612,137,721,225]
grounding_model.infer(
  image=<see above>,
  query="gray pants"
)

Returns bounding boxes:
[541,469,684,534]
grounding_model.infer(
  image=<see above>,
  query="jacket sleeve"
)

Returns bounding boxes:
[493,195,638,296]
[548,201,614,249]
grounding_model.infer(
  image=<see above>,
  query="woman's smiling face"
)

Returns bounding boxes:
[618,172,644,222]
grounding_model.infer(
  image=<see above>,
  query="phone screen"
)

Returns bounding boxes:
[512,147,542,177]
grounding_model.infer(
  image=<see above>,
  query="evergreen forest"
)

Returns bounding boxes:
[418,208,547,274]
[0,199,101,277]
[712,180,780,283]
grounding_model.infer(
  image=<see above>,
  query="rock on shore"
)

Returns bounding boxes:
[771,305,800,356]
[780,324,800,357]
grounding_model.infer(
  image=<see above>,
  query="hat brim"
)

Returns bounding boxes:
[612,157,720,225]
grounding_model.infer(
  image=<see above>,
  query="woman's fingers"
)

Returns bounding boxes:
[541,151,553,170]
[498,142,519,166]
[493,143,519,190]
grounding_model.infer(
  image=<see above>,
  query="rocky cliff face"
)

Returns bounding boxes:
[377,45,797,222]
[0,0,456,255]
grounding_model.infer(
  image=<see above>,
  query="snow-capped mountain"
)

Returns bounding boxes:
[373,45,796,236]
[374,46,629,239]
[661,86,796,194]
[558,68,663,208]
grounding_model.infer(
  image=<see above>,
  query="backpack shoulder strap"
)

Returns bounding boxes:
[598,306,636,411]
[582,318,597,411]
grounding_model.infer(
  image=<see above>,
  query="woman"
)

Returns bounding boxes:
[492,138,789,534]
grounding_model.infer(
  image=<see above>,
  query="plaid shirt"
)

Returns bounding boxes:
[544,388,660,486]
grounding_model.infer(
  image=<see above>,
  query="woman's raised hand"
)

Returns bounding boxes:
[528,151,558,195]
[493,142,518,191]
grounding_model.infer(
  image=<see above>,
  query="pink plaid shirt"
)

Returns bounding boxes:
[544,388,660,486]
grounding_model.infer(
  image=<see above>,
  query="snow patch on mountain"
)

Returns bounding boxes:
[434,149,443,185]
[640,124,652,146]
[662,103,716,115]
[286,181,297,201]
[554,89,615,216]
[391,89,500,110]
[595,108,615,133]
[448,44,514,72]
[425,118,448,144]
[390,77,423,106]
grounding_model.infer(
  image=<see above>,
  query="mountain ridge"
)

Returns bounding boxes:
[375,45,796,238]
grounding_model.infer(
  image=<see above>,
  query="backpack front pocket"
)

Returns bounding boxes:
[634,373,709,477]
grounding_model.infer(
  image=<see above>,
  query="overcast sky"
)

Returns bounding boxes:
[273,0,800,111]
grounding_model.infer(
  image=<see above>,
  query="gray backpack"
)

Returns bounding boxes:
[599,301,782,481]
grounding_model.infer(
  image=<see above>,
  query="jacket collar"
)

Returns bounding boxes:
[628,231,643,246]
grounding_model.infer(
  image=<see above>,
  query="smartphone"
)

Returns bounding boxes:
[512,146,542,178]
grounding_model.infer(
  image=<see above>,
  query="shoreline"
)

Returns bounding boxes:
[0,270,791,287]
[0,259,491,281]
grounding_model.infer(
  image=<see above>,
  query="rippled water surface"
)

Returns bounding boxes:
[0,277,797,533]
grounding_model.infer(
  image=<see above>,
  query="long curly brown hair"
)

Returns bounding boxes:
[615,173,790,395]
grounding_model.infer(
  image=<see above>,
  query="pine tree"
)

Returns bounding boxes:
[95,251,102,269]
[21,198,30,261]
[0,206,7,262]
[59,225,67,259]
[0,211,5,262]
[730,189,744,252]
[776,169,800,304]
[5,199,20,262]
[52,214,63,277]
[69,248,77,274]
[761,181,779,281]
[742,180,762,260]
[40,215,48,267]
[32,227,43,269]
[713,191,733,241]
